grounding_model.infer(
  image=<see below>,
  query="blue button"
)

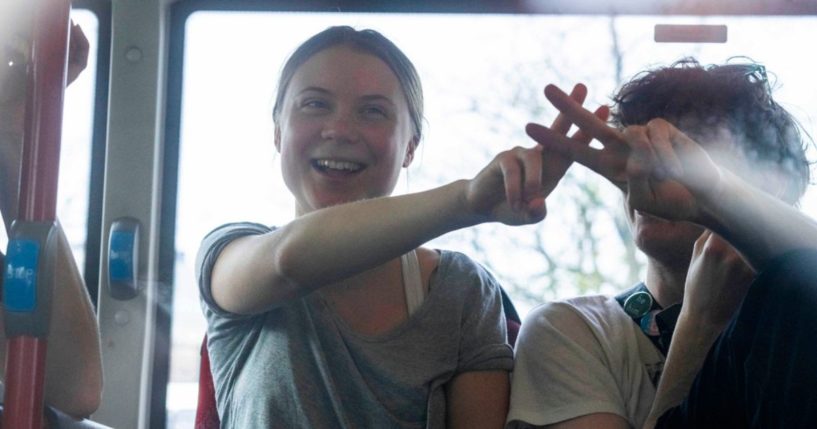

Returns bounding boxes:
[3,239,39,312]
[109,230,135,282]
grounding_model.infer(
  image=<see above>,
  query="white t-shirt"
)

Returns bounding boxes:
[507,295,664,428]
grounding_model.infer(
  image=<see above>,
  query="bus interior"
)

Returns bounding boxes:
[1,0,816,427]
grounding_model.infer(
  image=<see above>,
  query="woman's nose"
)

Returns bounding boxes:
[320,112,360,143]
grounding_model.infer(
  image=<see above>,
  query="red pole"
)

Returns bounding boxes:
[18,0,71,221]
[2,0,71,427]
[2,338,48,429]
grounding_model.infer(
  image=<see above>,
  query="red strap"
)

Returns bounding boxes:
[195,336,220,429]
[507,318,521,348]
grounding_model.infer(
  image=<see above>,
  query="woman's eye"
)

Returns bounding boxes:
[302,99,329,110]
[361,105,388,118]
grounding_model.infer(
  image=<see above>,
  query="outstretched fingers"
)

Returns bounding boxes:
[526,122,604,175]
[550,83,588,135]
[570,104,610,145]
[544,84,625,148]
[528,84,627,190]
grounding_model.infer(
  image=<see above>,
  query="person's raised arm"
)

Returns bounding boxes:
[212,146,549,315]
[642,232,754,428]
[527,83,817,429]
[526,84,817,271]
[0,22,102,418]
[212,85,608,316]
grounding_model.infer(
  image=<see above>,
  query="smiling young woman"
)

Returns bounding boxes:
[196,25,602,428]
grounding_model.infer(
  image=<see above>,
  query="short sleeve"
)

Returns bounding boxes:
[196,222,272,318]
[451,254,514,373]
[507,302,627,427]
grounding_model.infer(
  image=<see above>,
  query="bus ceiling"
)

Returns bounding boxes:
[157,0,817,16]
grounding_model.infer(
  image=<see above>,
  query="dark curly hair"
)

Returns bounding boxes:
[610,58,810,203]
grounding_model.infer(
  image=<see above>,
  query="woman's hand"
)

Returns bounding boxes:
[463,84,608,226]
[463,144,547,225]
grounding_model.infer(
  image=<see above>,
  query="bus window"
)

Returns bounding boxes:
[59,8,98,276]
[167,10,817,428]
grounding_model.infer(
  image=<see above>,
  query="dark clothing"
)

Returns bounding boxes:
[658,249,817,428]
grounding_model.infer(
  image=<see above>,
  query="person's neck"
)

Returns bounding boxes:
[644,257,688,308]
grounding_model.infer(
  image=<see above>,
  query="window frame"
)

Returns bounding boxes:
[73,0,112,308]
[161,1,817,428]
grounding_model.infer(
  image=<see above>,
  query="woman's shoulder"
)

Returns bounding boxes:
[195,222,275,283]
[430,249,502,299]
[203,221,274,241]
[435,250,496,280]
[198,222,274,254]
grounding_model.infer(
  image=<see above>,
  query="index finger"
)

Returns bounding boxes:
[545,84,625,148]
[525,122,605,175]
[550,83,588,135]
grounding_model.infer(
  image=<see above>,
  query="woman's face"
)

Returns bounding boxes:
[275,45,416,216]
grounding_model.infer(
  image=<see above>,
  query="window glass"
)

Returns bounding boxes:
[59,9,98,273]
[169,12,817,427]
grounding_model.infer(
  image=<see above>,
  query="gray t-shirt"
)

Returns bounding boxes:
[197,222,514,429]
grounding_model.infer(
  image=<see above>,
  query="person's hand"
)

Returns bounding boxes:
[464,144,550,225]
[535,84,610,198]
[463,84,607,226]
[682,230,755,328]
[526,84,724,224]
